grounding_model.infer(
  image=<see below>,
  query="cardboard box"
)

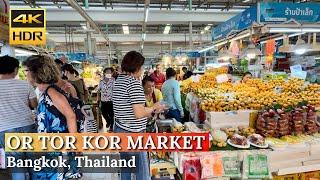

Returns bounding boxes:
[269,160,303,172]
[206,110,252,129]
[267,148,310,162]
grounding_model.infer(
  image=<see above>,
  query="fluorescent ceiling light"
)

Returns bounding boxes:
[142,33,146,40]
[200,31,204,34]
[198,45,215,53]
[243,0,250,2]
[260,32,305,44]
[122,24,129,34]
[269,27,320,33]
[144,7,149,23]
[204,26,211,31]
[163,25,171,34]
[214,32,251,47]
[293,38,311,55]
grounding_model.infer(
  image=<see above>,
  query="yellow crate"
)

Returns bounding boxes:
[150,161,176,177]
[300,171,320,180]
[273,174,299,180]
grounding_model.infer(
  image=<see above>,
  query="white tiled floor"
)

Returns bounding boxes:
[82,172,119,180]
[81,117,120,180]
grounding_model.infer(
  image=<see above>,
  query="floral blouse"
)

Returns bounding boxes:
[37,85,68,133]
[98,78,115,102]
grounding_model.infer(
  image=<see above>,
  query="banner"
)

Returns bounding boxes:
[212,6,257,40]
[259,2,320,23]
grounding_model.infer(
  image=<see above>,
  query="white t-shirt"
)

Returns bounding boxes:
[0,79,36,132]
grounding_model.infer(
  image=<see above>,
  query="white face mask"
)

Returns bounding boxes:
[105,74,112,79]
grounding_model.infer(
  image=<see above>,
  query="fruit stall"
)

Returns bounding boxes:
[170,65,320,179]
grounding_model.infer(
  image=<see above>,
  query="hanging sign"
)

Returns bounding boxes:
[212,6,257,41]
[259,2,320,23]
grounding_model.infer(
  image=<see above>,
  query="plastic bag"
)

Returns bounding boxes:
[222,152,241,178]
[200,152,224,179]
[182,154,201,180]
[243,153,270,179]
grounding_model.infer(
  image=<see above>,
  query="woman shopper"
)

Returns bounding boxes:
[23,55,77,180]
[113,51,165,180]
[97,67,115,130]
[61,63,89,102]
[0,55,37,180]
[161,68,184,122]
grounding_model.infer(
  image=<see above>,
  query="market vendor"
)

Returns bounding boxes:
[142,76,163,107]
[150,64,166,90]
[241,72,252,83]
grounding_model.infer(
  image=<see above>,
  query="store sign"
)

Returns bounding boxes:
[9,9,46,45]
[171,51,200,58]
[212,6,257,41]
[259,2,320,23]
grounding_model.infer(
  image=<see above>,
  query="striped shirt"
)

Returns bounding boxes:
[0,79,36,132]
[112,74,146,132]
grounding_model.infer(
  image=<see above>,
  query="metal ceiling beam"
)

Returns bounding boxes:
[195,0,208,10]
[64,0,109,42]
[49,33,212,43]
[141,0,150,51]
[101,0,107,8]
[44,8,240,24]
[109,0,113,9]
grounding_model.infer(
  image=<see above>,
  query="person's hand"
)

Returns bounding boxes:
[153,102,166,114]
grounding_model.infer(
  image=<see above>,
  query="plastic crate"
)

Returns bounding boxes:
[273,174,300,180]
[300,171,320,180]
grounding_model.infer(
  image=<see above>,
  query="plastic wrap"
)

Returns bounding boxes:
[243,153,270,179]
[256,110,278,137]
[222,152,241,178]
[291,108,304,135]
[182,154,201,180]
[304,105,318,134]
[200,153,224,179]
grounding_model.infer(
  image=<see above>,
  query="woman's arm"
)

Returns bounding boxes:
[47,88,77,133]
[132,104,154,119]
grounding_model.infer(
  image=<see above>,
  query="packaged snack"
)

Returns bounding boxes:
[200,152,224,179]
[243,153,270,179]
[222,152,241,178]
[182,153,201,180]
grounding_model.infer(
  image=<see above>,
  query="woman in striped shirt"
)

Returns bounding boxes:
[113,51,165,180]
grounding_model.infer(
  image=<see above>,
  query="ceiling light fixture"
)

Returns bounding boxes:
[269,27,320,33]
[293,37,311,55]
[144,7,149,23]
[142,33,146,40]
[217,47,233,61]
[241,44,262,59]
[122,24,129,34]
[80,23,87,30]
[260,32,305,44]
[163,24,171,34]
[243,0,251,2]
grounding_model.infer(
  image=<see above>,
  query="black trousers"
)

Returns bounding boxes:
[100,101,114,128]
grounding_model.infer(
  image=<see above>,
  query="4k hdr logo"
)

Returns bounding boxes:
[9,9,46,45]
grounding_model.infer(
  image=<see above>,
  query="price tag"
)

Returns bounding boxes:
[291,71,307,80]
